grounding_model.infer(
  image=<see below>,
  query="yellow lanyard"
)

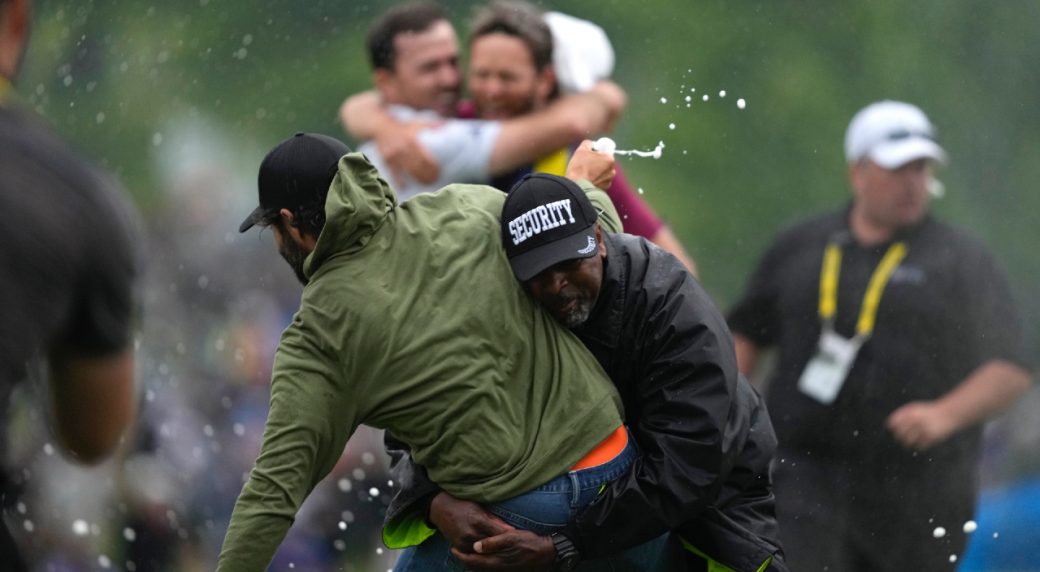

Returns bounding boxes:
[818,239,908,337]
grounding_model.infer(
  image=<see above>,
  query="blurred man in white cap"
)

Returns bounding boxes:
[727,100,1033,571]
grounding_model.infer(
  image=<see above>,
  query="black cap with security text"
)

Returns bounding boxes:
[238,132,351,232]
[502,173,599,281]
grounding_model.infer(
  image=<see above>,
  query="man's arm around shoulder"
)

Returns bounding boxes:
[490,81,626,175]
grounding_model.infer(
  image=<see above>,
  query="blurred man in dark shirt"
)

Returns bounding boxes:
[1,0,141,568]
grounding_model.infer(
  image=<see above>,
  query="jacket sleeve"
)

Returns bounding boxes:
[381,434,441,548]
[563,271,740,559]
[603,166,663,240]
[216,311,359,572]
[577,180,623,234]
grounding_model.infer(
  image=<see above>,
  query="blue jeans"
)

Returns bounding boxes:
[394,433,679,571]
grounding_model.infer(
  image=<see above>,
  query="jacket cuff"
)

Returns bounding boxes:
[382,492,439,549]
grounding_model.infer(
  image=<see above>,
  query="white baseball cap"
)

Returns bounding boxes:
[544,11,615,94]
[844,100,946,169]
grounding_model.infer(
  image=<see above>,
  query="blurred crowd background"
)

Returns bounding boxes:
[5,0,1038,570]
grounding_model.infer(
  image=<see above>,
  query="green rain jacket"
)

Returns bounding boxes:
[217,153,624,571]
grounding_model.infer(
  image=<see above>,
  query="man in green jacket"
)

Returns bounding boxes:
[217,134,629,570]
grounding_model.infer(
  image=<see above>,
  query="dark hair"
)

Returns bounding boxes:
[290,203,327,237]
[366,1,448,71]
[261,202,326,238]
[469,0,553,72]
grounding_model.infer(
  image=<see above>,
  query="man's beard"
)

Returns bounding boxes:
[552,294,593,328]
[279,241,310,285]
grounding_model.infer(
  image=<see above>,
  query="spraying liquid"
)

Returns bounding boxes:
[592,137,665,159]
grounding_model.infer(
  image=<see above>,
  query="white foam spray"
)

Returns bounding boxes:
[592,137,665,159]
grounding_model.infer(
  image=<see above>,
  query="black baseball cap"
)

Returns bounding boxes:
[501,173,599,281]
[238,132,352,233]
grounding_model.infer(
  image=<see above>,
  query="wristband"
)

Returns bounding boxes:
[551,532,580,571]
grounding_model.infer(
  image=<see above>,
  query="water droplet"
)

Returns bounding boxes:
[737,98,747,110]
[948,554,957,563]
[43,443,55,456]
[668,123,676,130]
[72,519,90,536]
[124,527,136,541]
[637,188,645,195]
[23,520,34,532]
[337,478,352,492]
[962,520,977,533]
[368,487,380,497]
[99,555,112,568]
[659,97,668,104]
[233,423,245,436]
[362,452,375,465]
[152,132,163,146]
[718,90,727,98]
[932,526,946,538]
[702,94,710,102]
[338,521,347,530]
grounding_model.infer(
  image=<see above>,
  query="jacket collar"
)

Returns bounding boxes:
[303,152,397,279]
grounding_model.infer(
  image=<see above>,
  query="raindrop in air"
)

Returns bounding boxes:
[72,520,89,536]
